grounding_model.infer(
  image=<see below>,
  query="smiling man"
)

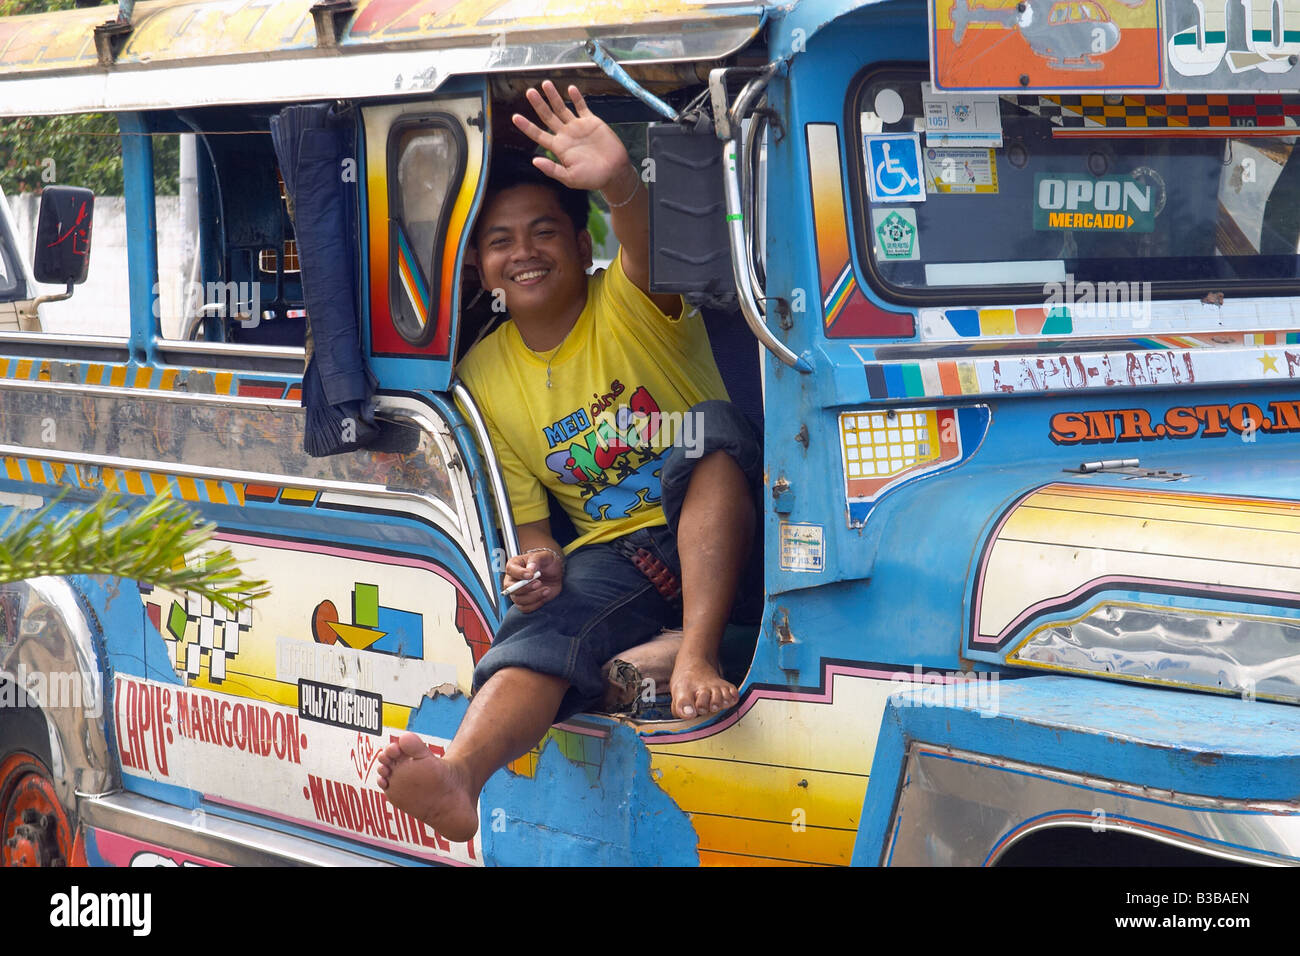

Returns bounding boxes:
[377,82,762,842]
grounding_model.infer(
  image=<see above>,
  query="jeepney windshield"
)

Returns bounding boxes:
[854,71,1300,301]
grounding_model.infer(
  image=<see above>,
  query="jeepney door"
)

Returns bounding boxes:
[359,81,487,393]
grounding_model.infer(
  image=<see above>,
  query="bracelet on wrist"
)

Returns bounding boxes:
[603,167,641,209]
[524,546,564,565]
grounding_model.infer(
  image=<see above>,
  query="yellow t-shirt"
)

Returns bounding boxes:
[457,251,729,552]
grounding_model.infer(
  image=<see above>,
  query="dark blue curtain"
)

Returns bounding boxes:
[270,103,377,457]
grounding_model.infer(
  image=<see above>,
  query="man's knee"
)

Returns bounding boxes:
[661,400,762,530]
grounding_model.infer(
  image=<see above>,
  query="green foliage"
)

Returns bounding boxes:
[0,492,269,613]
[0,0,177,196]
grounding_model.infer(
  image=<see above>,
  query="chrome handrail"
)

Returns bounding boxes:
[713,67,812,374]
[451,379,520,567]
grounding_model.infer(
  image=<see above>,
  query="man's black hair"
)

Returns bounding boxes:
[475,148,590,242]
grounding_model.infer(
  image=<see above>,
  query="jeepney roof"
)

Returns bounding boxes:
[0,0,776,117]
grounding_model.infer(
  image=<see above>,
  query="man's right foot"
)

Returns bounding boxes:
[376,732,481,842]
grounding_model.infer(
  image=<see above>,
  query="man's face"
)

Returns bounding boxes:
[471,184,591,318]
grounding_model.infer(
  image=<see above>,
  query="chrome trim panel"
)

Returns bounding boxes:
[1010,602,1300,704]
[0,381,459,527]
[0,577,115,810]
[885,744,1300,866]
[78,791,391,866]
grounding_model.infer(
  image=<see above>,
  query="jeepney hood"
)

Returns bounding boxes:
[951,447,1300,705]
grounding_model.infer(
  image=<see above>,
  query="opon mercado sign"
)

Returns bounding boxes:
[1033,174,1155,233]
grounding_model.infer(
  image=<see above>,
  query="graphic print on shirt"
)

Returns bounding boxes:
[540,379,670,522]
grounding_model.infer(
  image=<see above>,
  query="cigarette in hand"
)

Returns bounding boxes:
[501,571,541,596]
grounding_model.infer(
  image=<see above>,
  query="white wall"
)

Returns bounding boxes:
[6,193,189,339]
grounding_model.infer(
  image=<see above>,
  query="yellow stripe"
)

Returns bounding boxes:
[100,468,120,492]
[160,368,179,391]
[108,366,127,387]
[203,479,226,504]
[699,849,825,867]
[175,476,200,501]
[36,361,51,382]
[979,308,1015,336]
[652,758,864,830]
[84,364,103,385]
[690,813,854,866]
[1024,487,1300,534]
[957,362,980,394]
[15,359,32,379]
[1040,481,1300,513]
[26,460,47,484]
[4,458,21,481]
[148,473,171,496]
[124,471,146,495]
[133,367,153,389]
[215,372,233,394]
[279,487,317,503]
[231,483,246,506]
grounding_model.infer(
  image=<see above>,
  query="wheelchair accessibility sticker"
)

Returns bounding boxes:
[864,133,926,204]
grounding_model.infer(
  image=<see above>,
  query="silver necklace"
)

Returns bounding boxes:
[542,342,561,389]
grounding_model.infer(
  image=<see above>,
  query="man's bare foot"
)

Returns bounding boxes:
[375,732,480,842]
[669,654,738,719]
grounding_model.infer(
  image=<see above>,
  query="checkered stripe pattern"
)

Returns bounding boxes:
[1009,94,1300,128]
[166,592,253,684]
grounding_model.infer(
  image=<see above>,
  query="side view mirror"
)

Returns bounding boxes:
[33,186,94,286]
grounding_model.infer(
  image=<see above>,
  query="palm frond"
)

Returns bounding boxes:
[0,492,269,613]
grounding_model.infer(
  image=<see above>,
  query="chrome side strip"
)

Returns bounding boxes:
[78,791,393,867]
[0,442,458,528]
[156,340,307,361]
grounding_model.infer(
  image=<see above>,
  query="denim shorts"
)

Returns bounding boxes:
[472,400,763,721]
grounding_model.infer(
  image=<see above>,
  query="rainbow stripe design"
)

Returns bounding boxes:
[394,225,432,336]
[805,123,913,339]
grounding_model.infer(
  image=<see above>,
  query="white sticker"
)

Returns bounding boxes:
[921,83,1003,147]
[871,207,920,261]
[923,147,999,194]
[780,522,825,573]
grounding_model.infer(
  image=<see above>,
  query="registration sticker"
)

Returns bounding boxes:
[780,522,825,573]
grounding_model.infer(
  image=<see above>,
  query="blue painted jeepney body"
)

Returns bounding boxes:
[0,0,1296,867]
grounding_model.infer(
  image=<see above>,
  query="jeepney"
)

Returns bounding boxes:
[0,0,1297,868]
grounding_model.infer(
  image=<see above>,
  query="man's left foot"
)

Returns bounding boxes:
[669,655,738,719]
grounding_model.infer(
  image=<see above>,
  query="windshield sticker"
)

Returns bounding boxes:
[921,84,1003,145]
[1033,173,1155,232]
[872,208,920,260]
[864,133,927,203]
[1166,0,1300,91]
[924,146,999,193]
[928,0,1160,92]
